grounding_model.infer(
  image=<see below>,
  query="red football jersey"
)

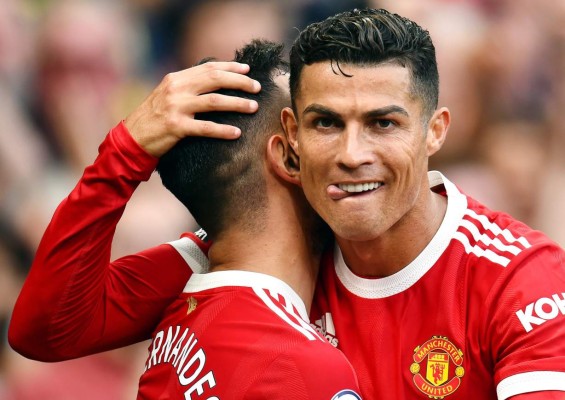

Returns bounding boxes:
[310,172,565,399]
[137,270,361,399]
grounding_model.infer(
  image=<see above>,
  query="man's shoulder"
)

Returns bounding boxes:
[265,336,360,397]
[178,285,355,378]
[452,197,559,270]
[180,273,327,344]
[280,338,355,380]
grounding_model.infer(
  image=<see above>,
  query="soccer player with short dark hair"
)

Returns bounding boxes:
[282,9,565,399]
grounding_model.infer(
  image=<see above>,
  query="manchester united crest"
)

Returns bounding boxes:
[410,336,465,398]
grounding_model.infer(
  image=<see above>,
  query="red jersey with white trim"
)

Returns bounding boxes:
[137,270,361,400]
[311,171,565,400]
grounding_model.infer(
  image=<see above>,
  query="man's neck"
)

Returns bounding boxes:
[207,201,321,312]
[337,191,447,278]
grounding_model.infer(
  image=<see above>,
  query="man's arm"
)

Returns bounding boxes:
[8,122,193,361]
[8,62,260,361]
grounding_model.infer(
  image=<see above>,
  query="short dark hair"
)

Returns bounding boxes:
[289,8,439,119]
[157,40,289,238]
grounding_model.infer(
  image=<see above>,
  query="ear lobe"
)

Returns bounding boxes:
[281,107,299,154]
[267,134,301,187]
[427,107,450,156]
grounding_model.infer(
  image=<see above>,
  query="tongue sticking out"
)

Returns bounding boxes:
[327,183,382,200]
[327,185,353,200]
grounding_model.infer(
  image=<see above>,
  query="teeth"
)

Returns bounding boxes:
[338,182,381,193]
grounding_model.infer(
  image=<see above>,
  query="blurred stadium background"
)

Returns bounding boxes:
[1,0,564,397]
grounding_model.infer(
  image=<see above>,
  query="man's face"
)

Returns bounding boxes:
[286,62,438,242]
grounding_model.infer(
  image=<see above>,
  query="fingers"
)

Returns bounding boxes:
[197,61,251,74]
[183,93,259,115]
[177,117,243,140]
[124,61,262,157]
[159,60,261,116]
[171,61,261,95]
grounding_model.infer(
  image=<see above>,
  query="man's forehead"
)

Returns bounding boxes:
[294,62,414,110]
[299,61,410,84]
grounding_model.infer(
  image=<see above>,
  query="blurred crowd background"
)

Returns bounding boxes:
[0,0,564,398]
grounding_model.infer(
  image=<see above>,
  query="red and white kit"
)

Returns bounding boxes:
[10,123,565,399]
[138,270,360,399]
[311,172,565,399]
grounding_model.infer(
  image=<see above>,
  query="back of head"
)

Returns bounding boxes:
[289,8,439,119]
[157,40,289,239]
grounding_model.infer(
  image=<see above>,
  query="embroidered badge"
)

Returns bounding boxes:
[186,297,197,315]
[410,336,465,398]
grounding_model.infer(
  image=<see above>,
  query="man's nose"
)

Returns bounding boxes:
[335,126,375,168]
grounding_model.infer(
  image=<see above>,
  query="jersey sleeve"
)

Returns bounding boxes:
[8,122,207,362]
[484,242,565,399]
[243,342,362,400]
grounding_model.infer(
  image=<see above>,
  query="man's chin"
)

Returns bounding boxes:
[331,225,382,244]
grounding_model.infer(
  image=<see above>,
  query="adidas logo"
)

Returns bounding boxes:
[312,312,339,347]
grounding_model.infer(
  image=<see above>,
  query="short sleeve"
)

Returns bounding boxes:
[485,244,565,399]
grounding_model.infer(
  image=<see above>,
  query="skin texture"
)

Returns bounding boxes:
[283,62,450,277]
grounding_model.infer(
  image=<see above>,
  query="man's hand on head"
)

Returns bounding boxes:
[124,61,260,157]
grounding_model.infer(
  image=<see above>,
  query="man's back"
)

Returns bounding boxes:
[139,270,360,399]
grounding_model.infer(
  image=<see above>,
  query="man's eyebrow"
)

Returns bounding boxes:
[302,104,409,119]
[302,104,340,118]
[364,105,409,118]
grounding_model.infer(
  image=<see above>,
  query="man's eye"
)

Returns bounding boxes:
[374,119,394,129]
[315,118,335,128]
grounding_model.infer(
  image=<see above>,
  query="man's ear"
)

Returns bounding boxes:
[426,107,450,156]
[267,134,301,187]
[281,107,299,155]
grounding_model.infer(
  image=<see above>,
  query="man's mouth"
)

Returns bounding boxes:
[338,182,382,193]
[327,182,383,200]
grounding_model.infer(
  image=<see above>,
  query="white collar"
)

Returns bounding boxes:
[333,171,468,299]
[184,269,309,321]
